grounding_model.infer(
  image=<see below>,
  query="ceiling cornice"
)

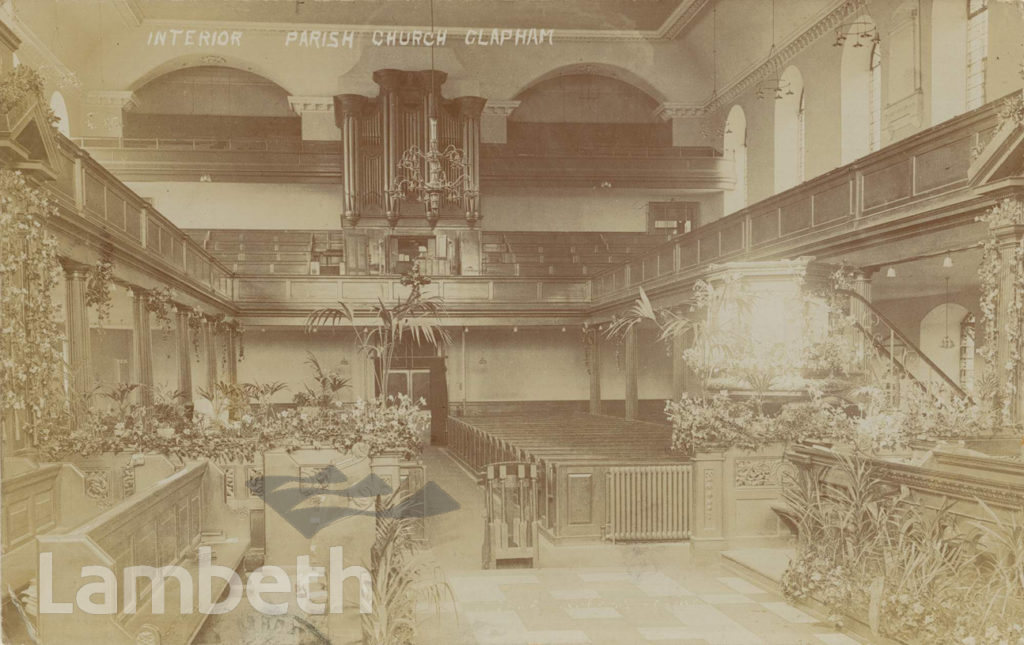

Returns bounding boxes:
[288,96,334,113]
[705,0,863,114]
[111,0,143,28]
[657,0,712,40]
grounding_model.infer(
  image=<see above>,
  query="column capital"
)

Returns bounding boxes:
[59,258,91,278]
[288,95,335,114]
[333,93,370,127]
[412,69,447,94]
[372,68,410,91]
[654,102,704,121]
[482,100,520,117]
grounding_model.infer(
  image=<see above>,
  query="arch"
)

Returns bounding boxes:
[839,15,880,163]
[920,302,969,383]
[126,54,296,97]
[774,66,805,193]
[512,73,661,123]
[512,63,667,104]
[132,66,293,117]
[723,105,747,215]
[49,91,70,137]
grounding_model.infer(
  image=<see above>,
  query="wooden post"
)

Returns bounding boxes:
[175,308,192,401]
[589,330,601,415]
[203,319,218,389]
[624,326,638,419]
[129,288,153,405]
[993,224,1024,424]
[62,262,93,401]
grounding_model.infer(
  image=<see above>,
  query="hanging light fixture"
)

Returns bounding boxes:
[385,0,477,228]
[942,252,954,269]
[756,0,793,100]
[941,276,955,349]
[701,5,730,139]
[833,16,880,48]
[886,266,896,278]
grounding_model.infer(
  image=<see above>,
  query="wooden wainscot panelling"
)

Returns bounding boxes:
[914,136,972,194]
[779,198,812,236]
[443,281,490,301]
[751,210,780,246]
[125,203,143,241]
[628,260,643,285]
[542,281,587,301]
[862,158,912,210]
[84,171,105,215]
[657,244,676,276]
[567,472,593,525]
[679,240,698,267]
[492,281,538,301]
[290,279,339,301]
[238,279,288,301]
[720,220,744,255]
[106,193,127,230]
[812,181,852,226]
[342,280,388,300]
[394,281,440,300]
[642,254,658,281]
[698,233,719,263]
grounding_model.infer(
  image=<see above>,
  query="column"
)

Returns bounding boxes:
[588,329,601,415]
[671,329,691,400]
[129,288,153,405]
[84,91,136,139]
[175,308,192,402]
[624,326,638,420]
[481,100,520,144]
[62,262,93,400]
[373,69,407,228]
[655,103,706,147]
[288,96,339,142]
[993,223,1024,424]
[333,94,368,227]
[225,326,238,385]
[453,96,486,227]
[849,270,873,364]
[203,319,218,389]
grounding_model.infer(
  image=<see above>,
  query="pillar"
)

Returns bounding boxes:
[84,91,136,139]
[849,270,873,364]
[288,96,339,142]
[62,262,93,400]
[588,329,601,415]
[129,288,153,405]
[993,223,1024,423]
[333,94,367,227]
[691,451,726,542]
[671,329,691,399]
[453,96,486,227]
[481,100,520,144]
[624,326,638,420]
[225,326,238,385]
[203,319,218,389]
[175,308,192,402]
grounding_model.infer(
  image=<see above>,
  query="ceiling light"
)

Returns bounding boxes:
[942,253,953,269]
[886,266,896,278]
[513,326,518,333]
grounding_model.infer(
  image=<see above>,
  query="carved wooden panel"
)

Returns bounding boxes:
[751,210,780,245]
[915,137,971,193]
[720,220,744,255]
[780,198,812,236]
[567,473,593,525]
[863,159,912,209]
[812,182,851,226]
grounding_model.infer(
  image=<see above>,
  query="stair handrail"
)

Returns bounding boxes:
[837,288,970,401]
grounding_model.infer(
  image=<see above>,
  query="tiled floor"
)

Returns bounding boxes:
[418,448,864,645]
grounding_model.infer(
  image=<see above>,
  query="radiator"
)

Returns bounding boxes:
[605,465,693,541]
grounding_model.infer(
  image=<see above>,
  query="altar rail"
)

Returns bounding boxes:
[591,93,1012,306]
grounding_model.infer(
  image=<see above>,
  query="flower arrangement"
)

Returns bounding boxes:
[145,286,175,339]
[0,65,60,128]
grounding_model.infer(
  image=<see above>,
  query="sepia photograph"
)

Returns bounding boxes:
[1,0,1023,643]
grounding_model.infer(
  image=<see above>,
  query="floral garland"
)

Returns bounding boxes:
[976,198,1024,423]
[580,322,596,375]
[0,170,68,445]
[187,311,203,360]
[85,249,114,327]
[145,286,175,339]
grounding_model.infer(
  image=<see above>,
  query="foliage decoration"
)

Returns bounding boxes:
[145,286,175,339]
[0,169,67,445]
[0,65,59,128]
[85,247,115,327]
[292,352,350,409]
[306,262,451,397]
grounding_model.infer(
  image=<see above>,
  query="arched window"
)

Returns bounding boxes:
[869,41,882,151]
[49,91,70,137]
[840,16,881,163]
[966,0,988,109]
[723,105,747,215]
[774,66,805,193]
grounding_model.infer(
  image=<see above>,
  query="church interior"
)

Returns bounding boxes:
[2,0,1024,643]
